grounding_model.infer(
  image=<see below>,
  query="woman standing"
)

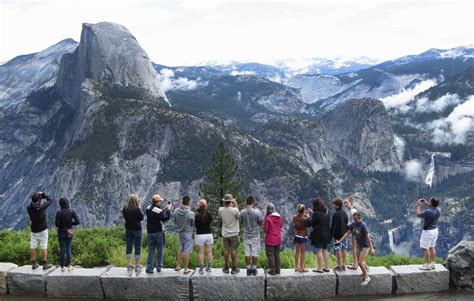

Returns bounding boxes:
[123,194,144,274]
[195,199,214,274]
[310,198,331,273]
[263,203,282,275]
[55,198,80,272]
[293,204,310,272]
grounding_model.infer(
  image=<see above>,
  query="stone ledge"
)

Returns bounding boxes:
[7,265,56,296]
[390,264,449,294]
[266,269,336,300]
[335,266,393,296]
[101,267,191,300]
[0,263,18,295]
[191,268,265,300]
[46,266,110,298]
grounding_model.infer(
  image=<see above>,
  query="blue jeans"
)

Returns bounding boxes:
[147,232,165,272]
[58,232,72,267]
[125,230,142,259]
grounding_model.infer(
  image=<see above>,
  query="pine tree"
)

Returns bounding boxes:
[200,140,243,215]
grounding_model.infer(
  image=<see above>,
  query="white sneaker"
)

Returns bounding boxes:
[67,265,74,272]
[61,267,65,272]
[419,264,431,271]
[430,262,436,269]
[361,276,371,286]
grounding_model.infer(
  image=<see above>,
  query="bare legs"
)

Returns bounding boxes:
[31,248,47,263]
[198,244,213,267]
[351,239,358,268]
[314,249,329,271]
[294,243,307,272]
[429,247,436,263]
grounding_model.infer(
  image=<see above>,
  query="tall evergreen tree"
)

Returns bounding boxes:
[200,140,243,215]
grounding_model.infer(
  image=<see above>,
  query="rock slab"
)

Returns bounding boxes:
[266,269,336,300]
[0,263,18,295]
[101,267,191,300]
[336,266,394,296]
[191,268,265,300]
[390,264,449,294]
[46,266,109,298]
[445,240,474,289]
[7,265,56,296]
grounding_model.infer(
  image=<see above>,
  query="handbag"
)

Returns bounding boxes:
[67,228,75,239]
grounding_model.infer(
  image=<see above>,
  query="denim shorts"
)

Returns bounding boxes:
[311,242,328,253]
[179,232,193,254]
[333,239,348,252]
[294,235,308,244]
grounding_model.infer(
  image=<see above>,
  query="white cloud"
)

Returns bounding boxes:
[428,96,474,144]
[404,159,424,181]
[230,70,255,76]
[394,135,405,161]
[158,68,205,92]
[381,79,437,112]
[415,93,462,113]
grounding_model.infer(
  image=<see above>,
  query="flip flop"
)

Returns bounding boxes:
[312,269,323,273]
[174,267,181,271]
[323,269,330,273]
[183,269,193,274]
[347,266,357,270]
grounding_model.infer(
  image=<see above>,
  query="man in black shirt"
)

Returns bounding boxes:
[27,191,54,269]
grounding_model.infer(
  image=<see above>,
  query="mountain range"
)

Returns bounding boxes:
[0,22,472,258]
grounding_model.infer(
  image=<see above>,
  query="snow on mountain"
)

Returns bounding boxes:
[0,39,78,108]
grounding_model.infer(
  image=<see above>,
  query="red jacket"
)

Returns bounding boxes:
[264,213,283,246]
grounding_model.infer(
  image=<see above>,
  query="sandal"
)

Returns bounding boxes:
[312,269,323,273]
[183,269,193,274]
[347,266,357,270]
[299,268,309,273]
[174,267,181,271]
[323,269,330,273]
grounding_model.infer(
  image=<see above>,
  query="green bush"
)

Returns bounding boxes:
[0,227,442,269]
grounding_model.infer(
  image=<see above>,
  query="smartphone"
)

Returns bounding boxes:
[335,242,341,247]
[168,201,171,205]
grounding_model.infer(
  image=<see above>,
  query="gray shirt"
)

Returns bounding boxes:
[240,207,263,239]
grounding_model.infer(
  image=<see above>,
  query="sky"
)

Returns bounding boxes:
[0,0,473,66]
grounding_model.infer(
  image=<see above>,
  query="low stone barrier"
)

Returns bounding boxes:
[335,266,394,296]
[7,265,56,296]
[0,263,18,295]
[390,264,449,294]
[46,266,110,298]
[266,269,336,300]
[191,268,265,300]
[101,267,191,300]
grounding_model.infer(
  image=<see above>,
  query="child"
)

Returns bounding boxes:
[336,212,375,285]
[264,203,282,275]
[293,204,310,272]
[331,198,348,272]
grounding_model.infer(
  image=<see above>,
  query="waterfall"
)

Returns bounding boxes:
[388,226,401,254]
[425,153,436,187]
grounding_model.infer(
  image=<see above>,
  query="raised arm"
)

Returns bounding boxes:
[40,193,53,209]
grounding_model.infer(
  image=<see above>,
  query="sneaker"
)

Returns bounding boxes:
[135,265,142,274]
[146,269,154,274]
[430,262,436,270]
[231,268,240,274]
[61,266,65,272]
[223,265,230,273]
[361,276,371,286]
[275,269,281,275]
[127,265,134,275]
[206,263,212,272]
[32,262,39,270]
[253,268,258,276]
[419,264,431,271]
[267,269,276,275]
[247,268,252,276]
[42,262,52,270]
[156,267,162,273]
[67,265,74,272]
[199,266,205,274]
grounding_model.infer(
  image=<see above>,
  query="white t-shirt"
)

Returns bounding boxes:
[347,207,357,226]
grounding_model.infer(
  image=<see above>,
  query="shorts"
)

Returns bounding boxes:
[420,228,438,249]
[196,234,214,246]
[334,239,348,252]
[357,247,369,258]
[223,235,240,252]
[243,236,260,257]
[294,235,308,244]
[30,229,48,249]
[311,242,328,253]
[179,233,193,254]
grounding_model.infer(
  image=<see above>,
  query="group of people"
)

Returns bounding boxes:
[26,190,441,286]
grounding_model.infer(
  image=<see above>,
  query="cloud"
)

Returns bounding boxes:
[404,159,424,181]
[230,70,255,76]
[381,79,437,113]
[394,135,405,161]
[158,69,205,92]
[428,96,474,144]
[415,93,462,113]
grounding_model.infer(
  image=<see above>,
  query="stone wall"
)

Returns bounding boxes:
[0,263,451,299]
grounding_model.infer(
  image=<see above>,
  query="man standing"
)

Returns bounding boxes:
[218,194,241,274]
[416,197,441,270]
[174,196,195,274]
[240,195,263,276]
[27,191,54,269]
[145,194,171,273]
